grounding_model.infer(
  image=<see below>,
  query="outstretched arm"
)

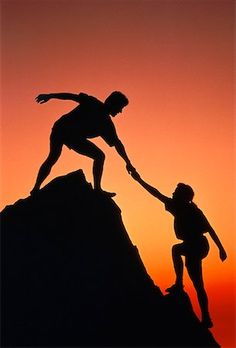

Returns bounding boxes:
[114,139,136,174]
[208,227,227,261]
[36,93,82,104]
[131,171,168,204]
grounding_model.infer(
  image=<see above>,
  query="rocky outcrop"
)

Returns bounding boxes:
[1,170,220,347]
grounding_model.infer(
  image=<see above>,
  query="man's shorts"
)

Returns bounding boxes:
[50,125,81,149]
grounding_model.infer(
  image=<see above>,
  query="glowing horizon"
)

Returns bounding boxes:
[1,1,235,347]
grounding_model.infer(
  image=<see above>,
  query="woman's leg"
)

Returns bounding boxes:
[172,244,185,287]
[186,258,212,327]
[166,243,185,292]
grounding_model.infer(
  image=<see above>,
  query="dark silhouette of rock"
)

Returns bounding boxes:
[1,170,220,347]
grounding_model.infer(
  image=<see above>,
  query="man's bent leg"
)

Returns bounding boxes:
[71,140,115,195]
[93,151,105,191]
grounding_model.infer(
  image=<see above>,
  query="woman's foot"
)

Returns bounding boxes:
[30,187,40,196]
[201,316,213,328]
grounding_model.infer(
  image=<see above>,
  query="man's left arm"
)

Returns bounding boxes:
[36,92,88,104]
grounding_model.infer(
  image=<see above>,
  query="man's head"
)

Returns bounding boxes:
[172,183,194,203]
[104,91,129,117]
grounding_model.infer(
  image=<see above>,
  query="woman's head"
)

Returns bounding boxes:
[172,183,194,203]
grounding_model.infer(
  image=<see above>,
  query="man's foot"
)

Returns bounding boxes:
[201,317,213,328]
[30,188,40,196]
[165,284,184,293]
[95,189,116,197]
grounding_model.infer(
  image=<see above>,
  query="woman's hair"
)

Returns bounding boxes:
[105,91,129,107]
[177,183,195,202]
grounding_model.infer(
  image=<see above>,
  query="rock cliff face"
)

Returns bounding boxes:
[1,170,220,347]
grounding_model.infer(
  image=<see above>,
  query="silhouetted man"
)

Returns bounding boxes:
[131,172,227,328]
[31,91,136,196]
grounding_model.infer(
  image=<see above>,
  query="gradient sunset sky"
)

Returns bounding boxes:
[1,0,235,347]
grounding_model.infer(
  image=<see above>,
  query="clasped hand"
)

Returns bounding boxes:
[126,163,136,175]
[126,164,141,181]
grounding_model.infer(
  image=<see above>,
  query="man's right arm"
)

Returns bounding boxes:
[36,92,87,104]
[114,139,135,174]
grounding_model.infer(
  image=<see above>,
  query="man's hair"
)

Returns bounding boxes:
[177,183,195,202]
[105,91,129,107]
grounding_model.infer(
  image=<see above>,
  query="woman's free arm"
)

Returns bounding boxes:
[208,226,227,261]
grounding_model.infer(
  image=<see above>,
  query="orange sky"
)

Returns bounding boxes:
[1,1,235,347]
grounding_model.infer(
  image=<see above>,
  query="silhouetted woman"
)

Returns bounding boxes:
[131,172,227,328]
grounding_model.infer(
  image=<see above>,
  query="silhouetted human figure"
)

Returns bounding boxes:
[131,172,227,328]
[31,91,136,196]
